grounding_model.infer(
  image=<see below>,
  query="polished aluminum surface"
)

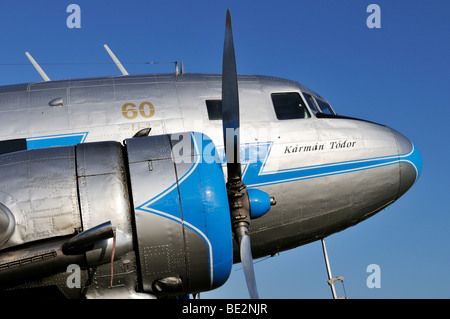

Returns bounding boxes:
[0,72,422,297]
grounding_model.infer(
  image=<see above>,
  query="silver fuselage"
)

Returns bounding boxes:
[0,73,421,259]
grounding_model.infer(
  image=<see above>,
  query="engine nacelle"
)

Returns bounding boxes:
[0,132,232,297]
[125,132,232,295]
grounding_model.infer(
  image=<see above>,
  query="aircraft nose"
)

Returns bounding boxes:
[390,128,423,198]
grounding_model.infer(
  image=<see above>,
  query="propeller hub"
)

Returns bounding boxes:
[247,188,271,219]
[227,180,251,237]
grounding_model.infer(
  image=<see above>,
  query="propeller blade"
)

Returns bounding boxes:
[222,9,241,182]
[221,9,260,299]
[240,234,259,299]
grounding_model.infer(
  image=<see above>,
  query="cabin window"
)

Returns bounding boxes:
[0,138,27,155]
[205,100,222,120]
[315,98,335,115]
[271,92,310,120]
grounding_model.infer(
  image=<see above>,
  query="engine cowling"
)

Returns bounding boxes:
[126,132,233,295]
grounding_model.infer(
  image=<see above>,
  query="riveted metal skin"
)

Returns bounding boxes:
[0,132,232,298]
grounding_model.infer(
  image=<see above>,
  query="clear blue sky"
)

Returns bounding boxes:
[0,1,448,299]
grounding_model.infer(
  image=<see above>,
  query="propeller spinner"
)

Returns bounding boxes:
[221,9,273,299]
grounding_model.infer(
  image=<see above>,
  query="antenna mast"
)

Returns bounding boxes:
[104,44,129,75]
[25,52,51,81]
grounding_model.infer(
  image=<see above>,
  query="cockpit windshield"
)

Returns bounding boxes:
[302,93,336,116]
[268,89,337,120]
[302,93,318,114]
[315,98,334,115]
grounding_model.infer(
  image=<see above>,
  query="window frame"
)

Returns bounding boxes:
[314,98,336,115]
[302,93,319,114]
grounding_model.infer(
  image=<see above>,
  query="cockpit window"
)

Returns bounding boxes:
[315,99,334,115]
[271,92,310,120]
[303,93,318,114]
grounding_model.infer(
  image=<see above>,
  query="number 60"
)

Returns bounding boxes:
[122,102,155,120]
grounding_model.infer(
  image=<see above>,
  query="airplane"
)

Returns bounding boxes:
[0,10,422,299]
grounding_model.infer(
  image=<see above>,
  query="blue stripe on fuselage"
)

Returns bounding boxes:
[216,141,414,188]
[26,132,88,149]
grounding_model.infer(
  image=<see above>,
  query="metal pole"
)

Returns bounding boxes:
[321,238,337,299]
